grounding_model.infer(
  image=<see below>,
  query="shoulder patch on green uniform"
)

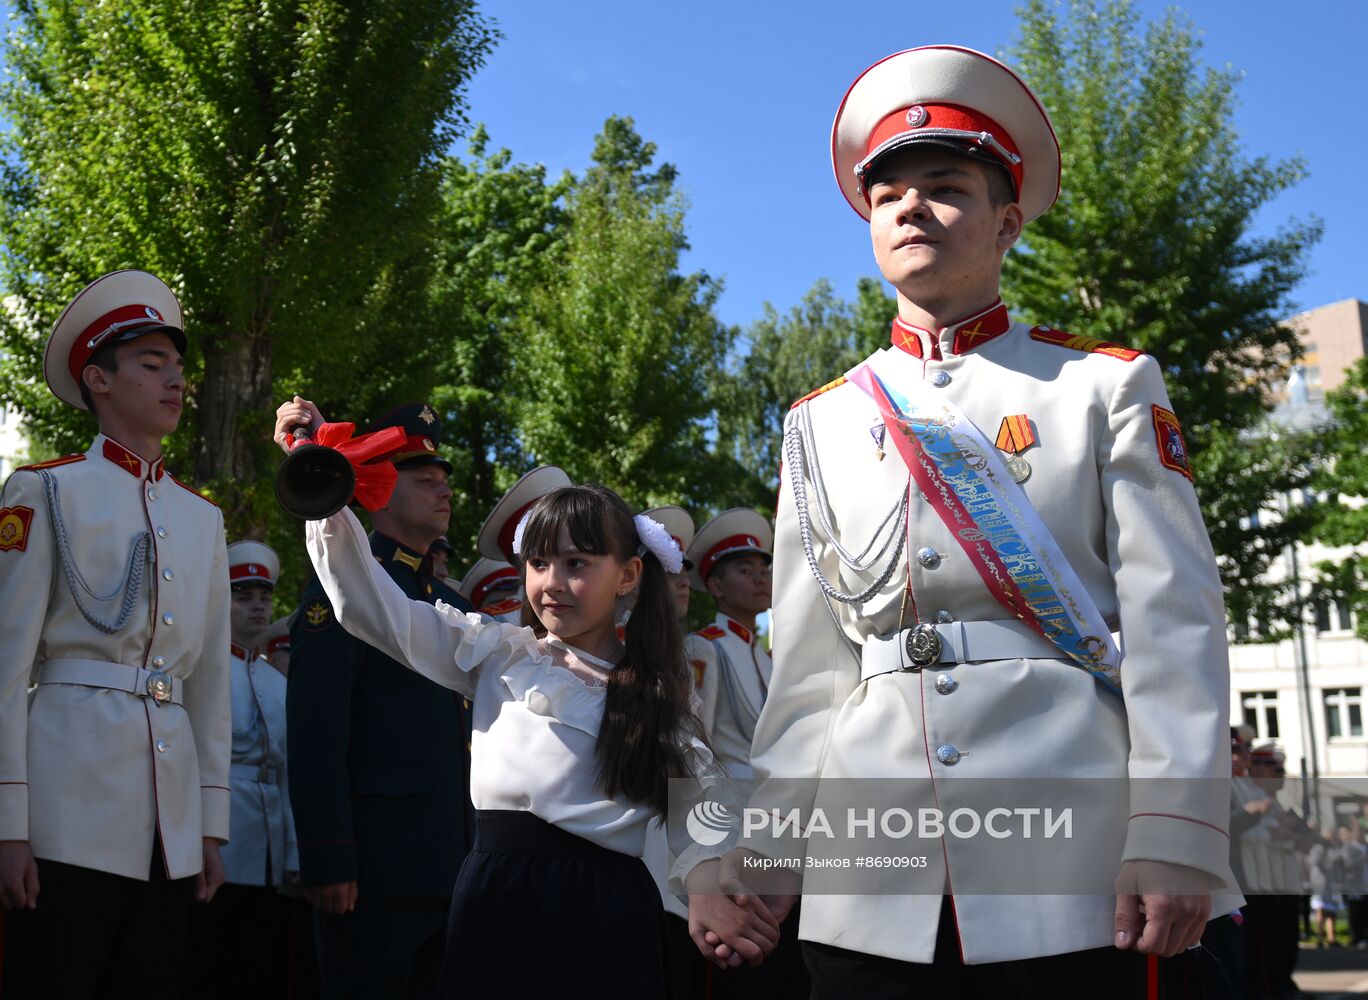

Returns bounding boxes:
[1029,326,1143,362]
[17,454,85,472]
[790,376,848,409]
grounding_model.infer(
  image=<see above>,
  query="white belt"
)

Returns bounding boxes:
[230,761,282,785]
[860,621,1065,682]
[38,658,183,706]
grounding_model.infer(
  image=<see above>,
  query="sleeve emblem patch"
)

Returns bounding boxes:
[691,659,707,689]
[0,506,34,552]
[1152,406,1194,482]
[303,601,332,630]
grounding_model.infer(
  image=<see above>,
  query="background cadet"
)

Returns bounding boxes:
[183,540,303,998]
[751,45,1236,996]
[286,403,474,999]
[457,556,521,620]
[685,508,773,783]
[428,535,455,585]
[469,465,572,624]
[259,615,294,677]
[0,270,231,998]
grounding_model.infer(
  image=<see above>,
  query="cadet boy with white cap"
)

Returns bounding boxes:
[747,46,1235,995]
[259,615,294,676]
[184,539,299,997]
[685,508,774,782]
[644,505,696,623]
[0,270,231,997]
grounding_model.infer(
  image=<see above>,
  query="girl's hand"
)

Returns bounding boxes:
[273,396,325,454]
[688,892,781,968]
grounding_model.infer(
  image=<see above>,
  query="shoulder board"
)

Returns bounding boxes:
[696,625,726,640]
[1029,327,1144,362]
[790,376,848,409]
[482,597,522,616]
[16,454,85,472]
[170,475,220,507]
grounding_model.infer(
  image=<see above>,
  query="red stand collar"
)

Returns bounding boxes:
[721,616,754,645]
[101,436,165,481]
[890,300,1012,359]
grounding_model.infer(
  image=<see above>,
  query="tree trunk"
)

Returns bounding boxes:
[193,327,273,533]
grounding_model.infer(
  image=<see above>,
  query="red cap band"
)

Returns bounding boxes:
[230,563,274,584]
[69,303,169,385]
[862,103,1023,199]
[472,566,520,608]
[699,533,768,581]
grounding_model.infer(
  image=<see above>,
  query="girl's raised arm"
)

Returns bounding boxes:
[305,506,525,698]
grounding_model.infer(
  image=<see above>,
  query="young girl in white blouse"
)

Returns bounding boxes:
[273,399,778,996]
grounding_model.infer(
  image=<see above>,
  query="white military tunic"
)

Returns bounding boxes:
[0,434,231,880]
[223,642,298,886]
[753,306,1235,963]
[688,614,771,780]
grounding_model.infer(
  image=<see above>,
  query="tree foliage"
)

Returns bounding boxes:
[1005,0,1322,612]
[1305,358,1368,640]
[0,0,496,538]
[426,128,571,554]
[506,116,733,512]
[716,277,895,512]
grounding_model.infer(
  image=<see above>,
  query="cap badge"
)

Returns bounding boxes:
[145,306,162,321]
[419,406,436,425]
[906,105,929,128]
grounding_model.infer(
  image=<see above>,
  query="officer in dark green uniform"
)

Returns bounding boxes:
[286,402,474,999]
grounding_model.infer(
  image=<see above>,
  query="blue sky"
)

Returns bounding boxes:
[464,0,1365,329]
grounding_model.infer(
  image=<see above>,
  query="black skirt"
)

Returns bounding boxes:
[439,809,671,999]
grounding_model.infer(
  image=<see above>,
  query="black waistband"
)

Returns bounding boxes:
[473,810,632,862]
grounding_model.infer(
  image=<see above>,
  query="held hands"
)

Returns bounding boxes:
[1113,859,1219,957]
[687,856,784,969]
[0,840,40,910]
[273,396,326,455]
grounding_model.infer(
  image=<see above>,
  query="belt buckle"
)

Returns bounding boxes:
[904,624,942,670]
[146,670,173,705]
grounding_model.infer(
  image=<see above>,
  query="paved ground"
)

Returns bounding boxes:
[1296,944,1368,997]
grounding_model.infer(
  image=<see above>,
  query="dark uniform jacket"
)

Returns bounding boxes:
[287,530,474,898]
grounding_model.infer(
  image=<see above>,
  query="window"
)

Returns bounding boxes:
[1317,600,1332,633]
[1325,688,1365,740]
[1243,691,1280,740]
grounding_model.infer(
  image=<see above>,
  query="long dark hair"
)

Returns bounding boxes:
[518,485,704,814]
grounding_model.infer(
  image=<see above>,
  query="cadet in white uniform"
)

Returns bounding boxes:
[0,270,231,998]
[183,540,300,997]
[686,509,774,782]
[748,47,1235,996]
[458,556,522,622]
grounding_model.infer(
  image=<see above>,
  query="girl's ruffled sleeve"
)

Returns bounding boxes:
[305,508,533,697]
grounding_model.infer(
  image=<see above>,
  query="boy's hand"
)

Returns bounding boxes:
[0,840,40,910]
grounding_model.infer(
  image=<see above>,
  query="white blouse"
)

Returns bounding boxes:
[306,508,723,869]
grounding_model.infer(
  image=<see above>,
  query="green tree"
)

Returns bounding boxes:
[507,116,733,511]
[427,128,571,554]
[0,0,496,538]
[1006,0,1322,617]
[1305,358,1368,640]
[716,277,895,512]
